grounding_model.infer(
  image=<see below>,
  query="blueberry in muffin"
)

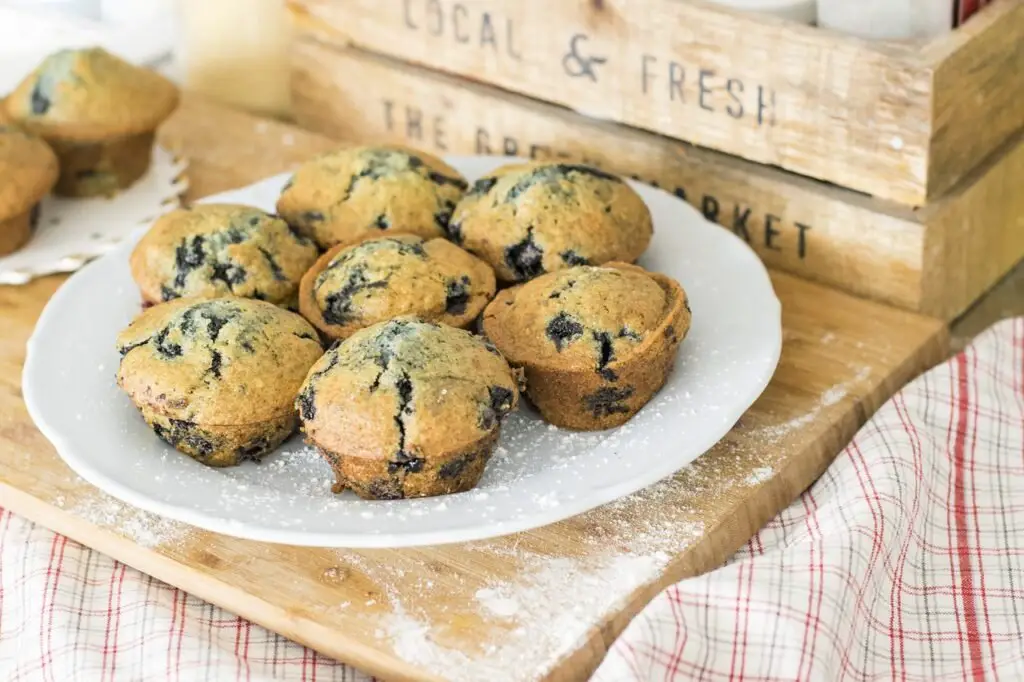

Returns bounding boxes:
[449,162,653,284]
[4,48,179,197]
[0,125,58,255]
[130,204,320,308]
[116,297,324,466]
[299,234,496,341]
[296,317,521,499]
[276,145,468,249]
[481,263,690,430]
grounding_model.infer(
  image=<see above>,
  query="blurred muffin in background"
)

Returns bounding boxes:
[5,47,178,198]
[0,125,58,255]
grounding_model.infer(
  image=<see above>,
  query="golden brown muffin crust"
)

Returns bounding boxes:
[276,145,467,249]
[298,234,496,340]
[299,317,518,457]
[0,125,58,219]
[492,265,669,374]
[482,263,690,430]
[297,318,520,497]
[450,162,653,284]
[5,48,179,141]
[117,297,324,427]
[130,204,320,306]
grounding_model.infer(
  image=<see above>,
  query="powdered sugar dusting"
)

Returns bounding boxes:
[744,467,775,487]
[759,410,819,439]
[66,486,192,549]
[755,366,872,442]
[384,552,671,680]
[344,477,708,682]
[474,588,520,618]
[221,446,334,498]
[374,540,700,680]
[384,602,473,672]
[821,386,846,407]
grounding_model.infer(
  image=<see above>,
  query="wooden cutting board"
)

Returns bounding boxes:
[0,97,949,682]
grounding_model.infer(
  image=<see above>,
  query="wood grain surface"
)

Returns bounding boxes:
[926,1,1024,197]
[0,97,950,682]
[287,0,1024,206]
[289,40,1024,321]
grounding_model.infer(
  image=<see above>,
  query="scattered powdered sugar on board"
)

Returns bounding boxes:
[758,410,819,440]
[821,385,848,407]
[66,485,192,549]
[474,588,521,618]
[383,603,475,673]
[756,366,872,441]
[743,467,775,487]
[375,548,686,682]
[361,482,706,682]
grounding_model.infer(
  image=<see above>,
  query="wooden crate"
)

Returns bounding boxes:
[290,40,1024,321]
[287,0,1024,206]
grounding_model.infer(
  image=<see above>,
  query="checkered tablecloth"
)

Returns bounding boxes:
[2,317,1023,681]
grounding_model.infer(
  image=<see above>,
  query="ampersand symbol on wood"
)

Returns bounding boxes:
[562,33,607,82]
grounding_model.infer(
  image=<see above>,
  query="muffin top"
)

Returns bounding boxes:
[130,204,320,307]
[116,297,323,425]
[482,264,687,379]
[0,125,58,219]
[450,162,653,284]
[276,145,468,249]
[297,318,519,463]
[299,234,496,340]
[5,47,179,141]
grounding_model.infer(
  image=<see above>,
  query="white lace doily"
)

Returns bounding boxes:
[0,146,188,285]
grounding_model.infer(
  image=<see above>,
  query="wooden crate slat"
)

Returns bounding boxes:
[927,3,1024,196]
[287,0,1024,206]
[918,129,1024,318]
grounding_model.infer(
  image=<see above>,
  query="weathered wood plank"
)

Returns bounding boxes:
[288,0,1024,205]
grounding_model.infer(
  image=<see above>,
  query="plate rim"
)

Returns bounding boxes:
[23,156,782,548]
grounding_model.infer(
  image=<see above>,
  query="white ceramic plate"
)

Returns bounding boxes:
[24,156,782,548]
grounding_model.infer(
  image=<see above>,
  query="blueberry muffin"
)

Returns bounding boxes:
[5,48,179,197]
[130,204,320,308]
[296,317,520,499]
[450,162,653,284]
[482,263,690,430]
[0,125,58,255]
[276,145,468,249]
[116,297,323,466]
[299,234,496,341]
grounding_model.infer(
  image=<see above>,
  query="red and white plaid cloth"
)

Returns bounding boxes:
[2,317,1023,681]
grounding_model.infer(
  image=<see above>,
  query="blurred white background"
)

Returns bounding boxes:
[0,0,292,116]
[0,0,178,91]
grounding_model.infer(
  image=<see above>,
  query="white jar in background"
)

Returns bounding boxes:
[0,0,100,20]
[100,0,173,27]
[176,0,293,117]
[700,0,816,24]
[817,0,954,39]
